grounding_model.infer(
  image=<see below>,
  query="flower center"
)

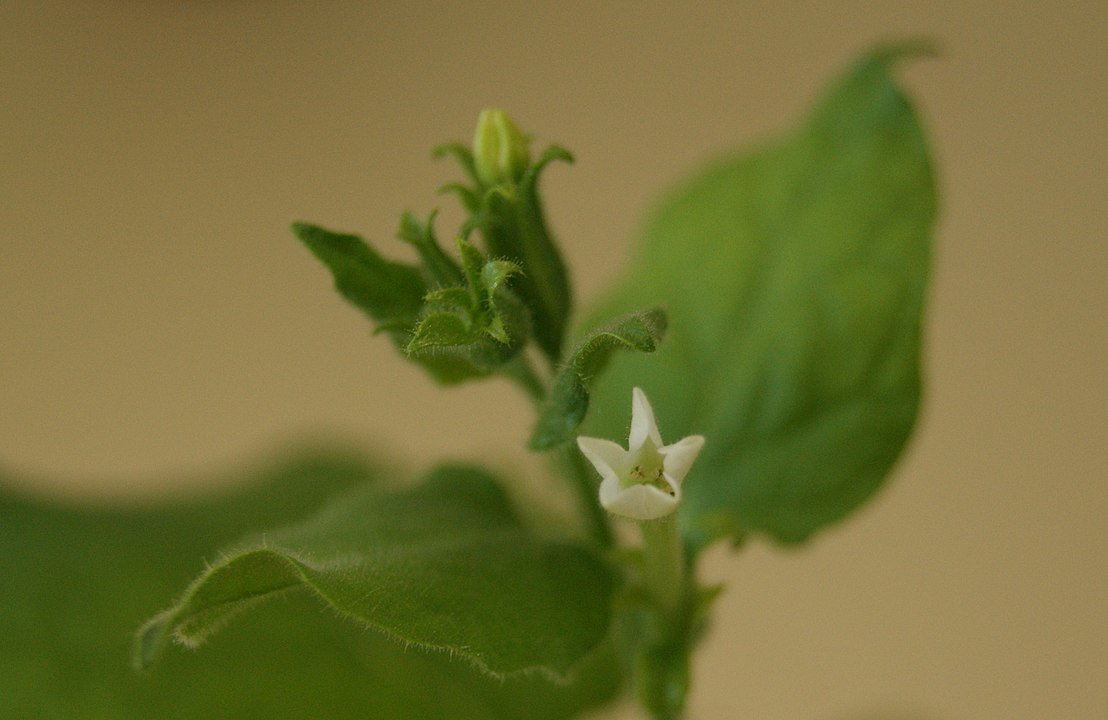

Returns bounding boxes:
[620,442,674,495]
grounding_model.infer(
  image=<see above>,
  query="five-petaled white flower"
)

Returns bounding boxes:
[577,387,705,521]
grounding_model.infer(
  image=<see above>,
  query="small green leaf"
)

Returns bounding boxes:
[530,308,668,450]
[137,464,614,679]
[397,210,464,288]
[292,222,425,344]
[584,45,936,545]
[295,222,522,385]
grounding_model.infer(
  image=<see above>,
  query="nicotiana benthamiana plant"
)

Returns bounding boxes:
[0,45,935,720]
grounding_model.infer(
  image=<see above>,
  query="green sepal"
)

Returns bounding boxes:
[438,181,480,213]
[292,222,425,345]
[456,237,530,347]
[522,145,574,188]
[423,285,474,313]
[530,308,667,450]
[405,313,520,378]
[401,237,531,380]
[407,312,474,353]
[431,141,479,185]
[481,258,522,298]
[481,259,528,344]
[457,235,489,305]
[406,316,505,378]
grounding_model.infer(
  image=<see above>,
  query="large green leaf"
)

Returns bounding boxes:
[138,464,614,680]
[583,46,936,545]
[0,453,619,720]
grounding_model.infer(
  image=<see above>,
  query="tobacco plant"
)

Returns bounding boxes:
[1,45,936,720]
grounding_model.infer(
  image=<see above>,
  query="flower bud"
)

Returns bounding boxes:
[473,108,530,186]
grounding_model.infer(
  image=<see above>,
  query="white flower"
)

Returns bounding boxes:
[576,387,705,521]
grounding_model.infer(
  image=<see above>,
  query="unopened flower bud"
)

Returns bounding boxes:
[473,108,530,186]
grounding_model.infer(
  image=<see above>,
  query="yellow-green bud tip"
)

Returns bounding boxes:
[473,108,530,186]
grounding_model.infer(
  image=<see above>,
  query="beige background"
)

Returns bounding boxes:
[1,2,1104,718]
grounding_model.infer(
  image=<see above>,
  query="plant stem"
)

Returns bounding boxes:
[502,354,545,404]
[639,514,685,615]
[636,514,692,720]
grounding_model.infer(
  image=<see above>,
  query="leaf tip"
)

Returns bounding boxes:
[863,38,942,72]
[290,221,328,252]
[132,612,172,672]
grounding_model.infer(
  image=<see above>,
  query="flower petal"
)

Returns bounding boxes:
[629,387,663,451]
[577,436,629,482]
[600,481,679,521]
[659,435,705,484]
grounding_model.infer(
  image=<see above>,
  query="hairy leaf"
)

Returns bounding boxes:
[137,465,614,679]
[583,45,937,545]
[0,453,619,719]
[531,308,667,450]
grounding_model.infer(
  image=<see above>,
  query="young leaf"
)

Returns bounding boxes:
[397,210,464,288]
[137,464,614,679]
[583,45,936,545]
[405,310,521,377]
[407,311,476,352]
[0,453,620,720]
[292,222,426,343]
[295,222,522,385]
[530,308,667,450]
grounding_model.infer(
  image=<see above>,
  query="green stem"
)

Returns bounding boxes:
[563,447,613,547]
[501,354,545,404]
[635,514,692,720]
[507,352,610,548]
[638,514,685,615]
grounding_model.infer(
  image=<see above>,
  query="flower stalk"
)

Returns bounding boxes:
[639,514,685,615]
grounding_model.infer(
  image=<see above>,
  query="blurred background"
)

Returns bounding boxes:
[1,1,1103,718]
